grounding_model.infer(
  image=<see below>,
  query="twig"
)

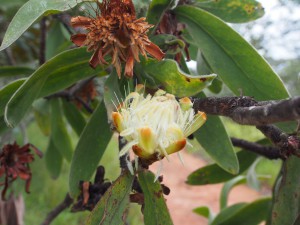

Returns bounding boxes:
[256,125,300,158]
[45,77,95,113]
[40,193,73,225]
[192,96,300,126]
[39,17,47,66]
[231,137,283,159]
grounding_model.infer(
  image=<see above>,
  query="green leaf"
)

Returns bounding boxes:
[45,137,63,179]
[195,115,238,174]
[194,92,238,174]
[46,21,69,60]
[220,176,246,210]
[212,198,271,225]
[210,203,247,225]
[50,99,73,162]
[137,58,216,97]
[193,206,215,223]
[193,0,265,23]
[86,172,134,225]
[69,102,112,198]
[62,100,86,137]
[0,79,24,116]
[4,48,105,127]
[0,66,34,77]
[271,156,300,225]
[4,68,50,128]
[32,99,51,136]
[175,6,289,100]
[0,0,82,51]
[138,170,173,225]
[187,150,257,185]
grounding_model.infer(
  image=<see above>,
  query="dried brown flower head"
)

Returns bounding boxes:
[0,142,42,200]
[70,0,165,78]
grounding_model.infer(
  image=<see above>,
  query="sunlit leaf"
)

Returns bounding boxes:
[0,0,82,51]
[136,58,216,97]
[193,0,265,23]
[86,171,134,225]
[138,170,173,225]
[69,102,112,197]
[175,6,289,100]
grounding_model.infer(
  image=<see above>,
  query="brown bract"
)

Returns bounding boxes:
[0,142,42,200]
[70,0,165,78]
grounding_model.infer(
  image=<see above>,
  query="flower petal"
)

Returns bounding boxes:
[144,42,165,60]
[184,111,207,137]
[71,34,87,47]
[71,16,92,28]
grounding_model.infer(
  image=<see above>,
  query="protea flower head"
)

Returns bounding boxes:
[112,86,207,164]
[70,0,165,78]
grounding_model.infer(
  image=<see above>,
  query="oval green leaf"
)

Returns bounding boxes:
[138,170,173,225]
[50,99,73,162]
[86,171,134,225]
[175,6,289,100]
[187,150,257,185]
[4,47,104,127]
[137,58,216,97]
[193,0,265,23]
[0,0,82,51]
[69,102,112,198]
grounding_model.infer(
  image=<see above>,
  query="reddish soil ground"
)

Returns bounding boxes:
[150,151,265,225]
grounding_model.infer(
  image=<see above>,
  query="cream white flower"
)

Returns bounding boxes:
[112,86,206,163]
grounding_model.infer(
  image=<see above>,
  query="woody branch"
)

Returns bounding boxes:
[192,96,300,159]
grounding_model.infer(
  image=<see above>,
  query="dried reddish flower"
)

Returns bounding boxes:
[70,0,165,78]
[0,142,42,200]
